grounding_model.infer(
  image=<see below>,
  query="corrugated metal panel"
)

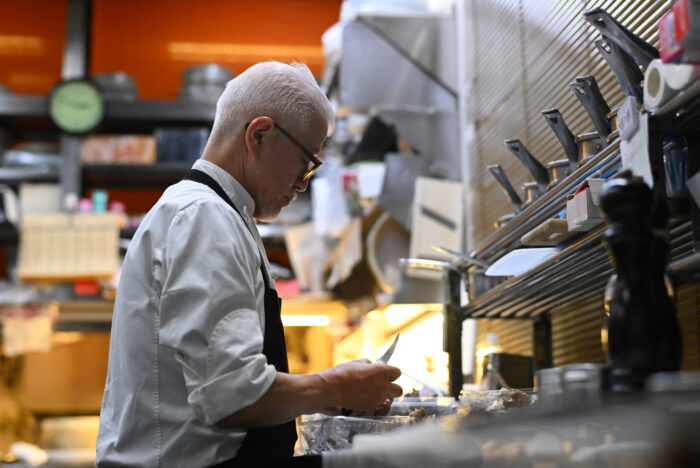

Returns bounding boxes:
[469,0,699,371]
[475,318,534,357]
[471,0,668,242]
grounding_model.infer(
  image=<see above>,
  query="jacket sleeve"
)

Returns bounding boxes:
[158,200,277,426]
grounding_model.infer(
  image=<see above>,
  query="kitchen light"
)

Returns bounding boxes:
[281,314,331,327]
[167,42,323,63]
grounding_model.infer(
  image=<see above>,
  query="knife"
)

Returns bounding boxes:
[376,333,400,364]
[341,334,400,416]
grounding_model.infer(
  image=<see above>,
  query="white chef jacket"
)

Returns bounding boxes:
[96,159,278,467]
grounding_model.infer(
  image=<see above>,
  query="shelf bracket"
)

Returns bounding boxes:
[60,0,92,204]
[444,268,463,398]
[533,313,553,370]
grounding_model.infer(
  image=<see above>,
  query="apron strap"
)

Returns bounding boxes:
[183,168,272,289]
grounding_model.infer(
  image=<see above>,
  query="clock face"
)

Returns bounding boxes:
[48,80,105,134]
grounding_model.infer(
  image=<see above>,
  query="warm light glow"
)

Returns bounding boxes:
[384,303,442,329]
[0,35,44,55]
[52,331,84,345]
[281,314,330,327]
[388,311,449,394]
[8,73,54,88]
[366,310,382,321]
[167,42,324,63]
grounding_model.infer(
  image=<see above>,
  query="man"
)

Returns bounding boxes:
[96,62,403,467]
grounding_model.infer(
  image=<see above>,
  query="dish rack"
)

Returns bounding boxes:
[17,213,122,281]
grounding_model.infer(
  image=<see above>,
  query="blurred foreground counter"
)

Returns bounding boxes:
[323,388,700,468]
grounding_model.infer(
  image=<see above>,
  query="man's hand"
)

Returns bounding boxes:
[317,359,402,416]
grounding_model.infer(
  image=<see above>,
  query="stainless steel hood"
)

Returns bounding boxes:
[339,12,460,180]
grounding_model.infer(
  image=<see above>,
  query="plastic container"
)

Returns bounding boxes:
[298,414,411,454]
[457,388,534,416]
[388,396,457,417]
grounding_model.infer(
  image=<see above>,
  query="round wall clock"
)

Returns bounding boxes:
[48,79,105,134]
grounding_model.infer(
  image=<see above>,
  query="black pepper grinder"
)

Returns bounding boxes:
[599,175,682,394]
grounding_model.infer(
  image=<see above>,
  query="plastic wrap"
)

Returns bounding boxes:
[388,396,457,418]
[456,388,534,418]
[298,415,412,455]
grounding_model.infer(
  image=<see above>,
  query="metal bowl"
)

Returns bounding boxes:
[94,72,139,100]
[179,63,234,102]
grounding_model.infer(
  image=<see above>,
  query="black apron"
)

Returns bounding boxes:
[183,170,298,466]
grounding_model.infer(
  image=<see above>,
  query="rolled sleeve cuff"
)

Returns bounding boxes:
[188,359,277,426]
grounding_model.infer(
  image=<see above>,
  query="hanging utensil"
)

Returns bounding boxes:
[430,245,489,269]
[428,246,499,301]
[584,8,659,69]
[503,139,550,192]
[541,108,578,171]
[487,164,523,214]
[595,37,644,101]
[569,75,611,139]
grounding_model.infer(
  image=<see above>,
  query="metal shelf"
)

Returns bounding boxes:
[54,300,114,332]
[462,218,696,320]
[104,99,215,124]
[463,226,608,319]
[0,94,216,124]
[0,167,59,183]
[82,163,191,190]
[0,94,47,118]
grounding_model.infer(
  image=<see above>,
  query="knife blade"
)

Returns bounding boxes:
[341,334,400,416]
[376,333,400,364]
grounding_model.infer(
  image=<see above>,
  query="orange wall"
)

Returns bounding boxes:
[0,0,66,94]
[1,0,342,98]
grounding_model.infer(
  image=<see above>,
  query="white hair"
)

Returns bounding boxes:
[211,61,334,148]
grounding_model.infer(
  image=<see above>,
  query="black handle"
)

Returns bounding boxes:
[503,139,550,192]
[487,164,523,213]
[595,37,644,102]
[584,8,658,69]
[541,108,578,170]
[570,75,611,138]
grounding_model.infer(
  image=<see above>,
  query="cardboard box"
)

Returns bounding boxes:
[659,0,700,64]
[566,178,606,232]
[81,135,156,164]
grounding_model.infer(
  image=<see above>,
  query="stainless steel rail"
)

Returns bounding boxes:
[470,140,621,265]
[462,220,696,320]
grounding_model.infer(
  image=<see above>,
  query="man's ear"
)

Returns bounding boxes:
[245,117,274,154]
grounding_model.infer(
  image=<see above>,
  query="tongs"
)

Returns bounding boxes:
[341,334,400,416]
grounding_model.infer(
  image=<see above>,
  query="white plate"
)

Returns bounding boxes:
[485,248,559,277]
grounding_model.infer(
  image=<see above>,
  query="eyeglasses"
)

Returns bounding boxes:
[245,121,323,181]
